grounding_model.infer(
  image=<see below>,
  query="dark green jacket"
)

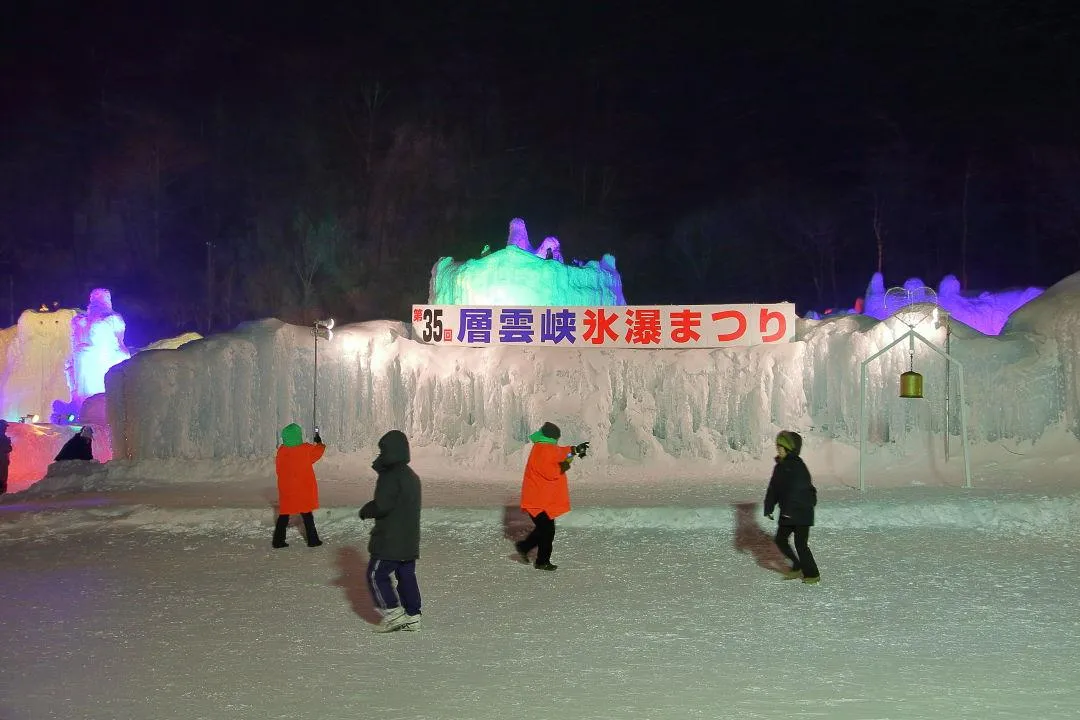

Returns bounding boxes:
[359,430,422,560]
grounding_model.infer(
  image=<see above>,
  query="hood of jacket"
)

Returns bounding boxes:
[281,423,304,447]
[528,423,561,444]
[372,430,410,471]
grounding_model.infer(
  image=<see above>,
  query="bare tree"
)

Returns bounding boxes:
[292,212,345,317]
[793,207,841,308]
[872,191,886,275]
[671,213,717,296]
[960,153,973,290]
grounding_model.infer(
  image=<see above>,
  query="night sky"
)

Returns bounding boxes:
[3,2,1080,343]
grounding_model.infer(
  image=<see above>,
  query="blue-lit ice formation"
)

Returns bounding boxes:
[69,289,131,406]
[428,218,626,306]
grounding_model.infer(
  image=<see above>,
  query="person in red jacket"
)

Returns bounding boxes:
[514,422,588,571]
[272,423,325,549]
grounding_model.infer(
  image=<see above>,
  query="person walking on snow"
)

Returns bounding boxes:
[764,430,820,584]
[360,430,423,632]
[272,423,324,548]
[515,422,589,571]
[0,420,11,494]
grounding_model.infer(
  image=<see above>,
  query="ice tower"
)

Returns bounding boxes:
[429,217,625,306]
[69,289,131,409]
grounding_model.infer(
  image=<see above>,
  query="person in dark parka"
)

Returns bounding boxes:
[764,430,820,583]
[54,426,94,462]
[359,430,423,632]
[0,420,11,493]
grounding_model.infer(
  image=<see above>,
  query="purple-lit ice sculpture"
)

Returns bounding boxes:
[808,272,1044,336]
[506,217,531,252]
[505,217,564,261]
[861,273,1042,335]
[68,289,131,408]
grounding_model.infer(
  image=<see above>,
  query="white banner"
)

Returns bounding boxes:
[411,304,795,348]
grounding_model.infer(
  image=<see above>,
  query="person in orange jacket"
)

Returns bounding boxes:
[514,422,588,571]
[272,423,325,549]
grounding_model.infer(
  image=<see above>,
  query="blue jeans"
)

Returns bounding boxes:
[366,557,422,616]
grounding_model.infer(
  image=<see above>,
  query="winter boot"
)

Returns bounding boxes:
[302,513,322,547]
[374,607,410,633]
[272,515,290,548]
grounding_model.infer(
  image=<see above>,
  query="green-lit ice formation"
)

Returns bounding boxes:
[428,218,626,306]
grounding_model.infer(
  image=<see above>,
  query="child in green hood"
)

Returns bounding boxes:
[273,423,325,548]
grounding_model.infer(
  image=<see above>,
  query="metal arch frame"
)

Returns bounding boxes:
[859,327,972,492]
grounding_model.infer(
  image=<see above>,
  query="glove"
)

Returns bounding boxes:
[314,432,323,444]
[558,459,572,473]
[574,441,590,458]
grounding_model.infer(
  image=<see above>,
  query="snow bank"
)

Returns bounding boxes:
[101,272,1080,470]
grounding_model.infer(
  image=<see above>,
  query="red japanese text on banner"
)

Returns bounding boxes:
[411,304,795,348]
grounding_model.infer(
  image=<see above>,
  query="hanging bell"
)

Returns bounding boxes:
[899,370,924,399]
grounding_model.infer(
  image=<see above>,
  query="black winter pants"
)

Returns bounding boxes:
[775,524,819,579]
[517,512,556,564]
[272,512,321,547]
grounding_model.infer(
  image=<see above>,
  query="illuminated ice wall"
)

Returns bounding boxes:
[0,289,131,422]
[105,270,1080,466]
[812,272,1044,336]
[429,218,626,306]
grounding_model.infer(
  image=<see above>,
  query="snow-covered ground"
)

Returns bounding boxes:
[3,269,1080,718]
[2,450,1079,720]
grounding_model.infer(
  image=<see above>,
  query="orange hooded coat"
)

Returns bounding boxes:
[275,423,325,514]
[520,432,574,519]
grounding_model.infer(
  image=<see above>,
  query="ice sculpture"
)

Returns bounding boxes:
[428,218,625,306]
[506,217,531,252]
[69,289,131,407]
[807,272,1044,336]
[0,307,77,421]
[503,217,564,261]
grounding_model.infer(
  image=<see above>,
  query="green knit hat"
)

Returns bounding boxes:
[281,423,304,447]
[775,431,799,454]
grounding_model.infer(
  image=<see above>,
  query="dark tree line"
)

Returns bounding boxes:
[3,3,1080,344]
